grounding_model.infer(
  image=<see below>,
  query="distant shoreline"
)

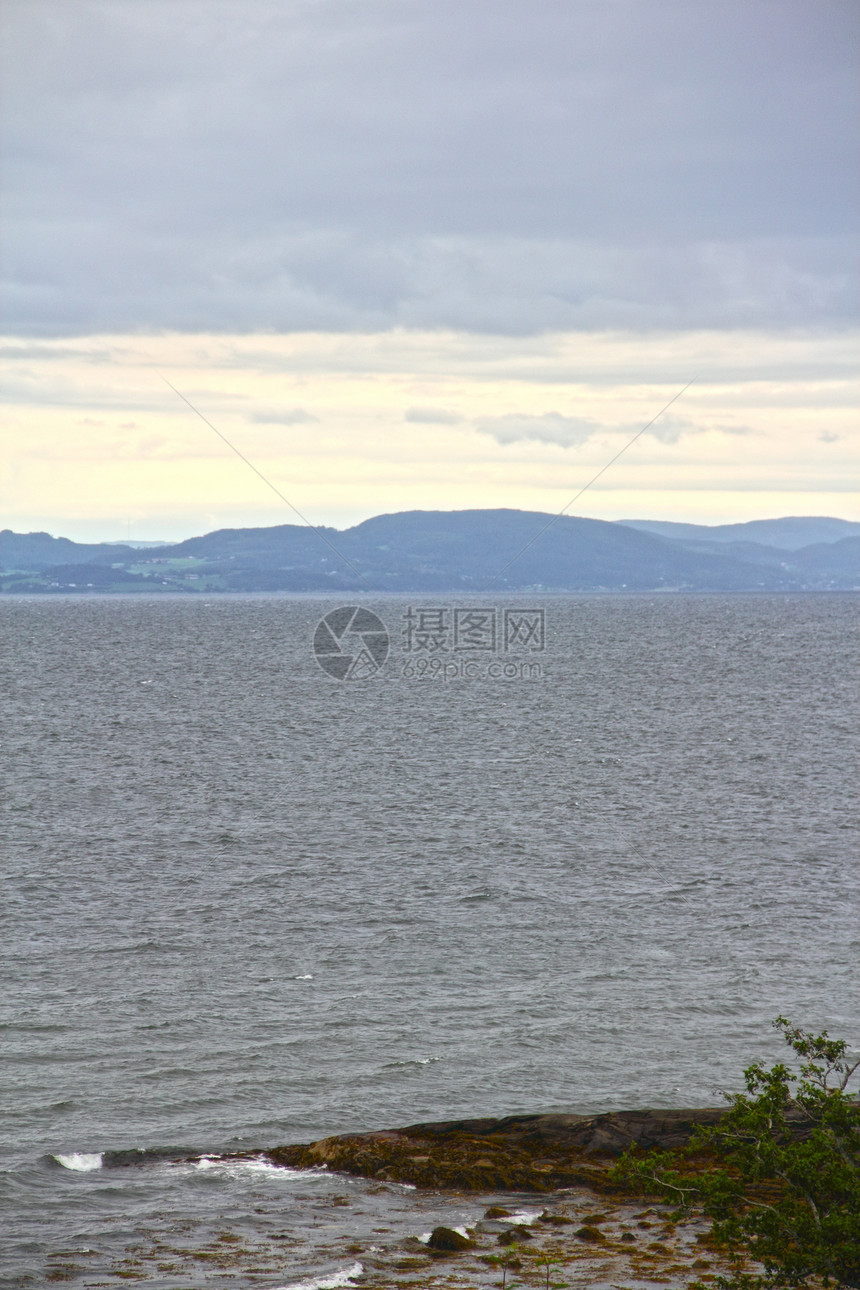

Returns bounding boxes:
[4,510,859,593]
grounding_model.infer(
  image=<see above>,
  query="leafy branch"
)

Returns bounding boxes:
[611,1018,860,1289]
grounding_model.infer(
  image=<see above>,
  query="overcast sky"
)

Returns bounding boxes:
[2,0,857,539]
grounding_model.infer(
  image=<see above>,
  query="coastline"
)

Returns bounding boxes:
[266,1107,729,1193]
[34,1107,791,1287]
[255,1109,738,1288]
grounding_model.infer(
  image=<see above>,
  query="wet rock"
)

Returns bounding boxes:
[265,1104,786,1193]
[497,1227,533,1245]
[397,1108,730,1155]
[574,1225,606,1242]
[485,1206,513,1218]
[426,1226,472,1252]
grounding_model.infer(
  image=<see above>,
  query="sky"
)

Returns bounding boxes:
[1,0,858,542]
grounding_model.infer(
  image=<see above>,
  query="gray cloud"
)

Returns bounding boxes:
[475,413,599,446]
[474,411,749,446]
[405,407,463,424]
[250,408,319,425]
[2,0,857,337]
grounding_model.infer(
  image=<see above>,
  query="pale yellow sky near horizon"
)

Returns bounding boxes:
[3,327,858,543]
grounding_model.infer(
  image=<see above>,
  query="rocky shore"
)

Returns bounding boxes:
[82,1110,782,1287]
[267,1107,729,1192]
[259,1110,747,1289]
[255,1108,783,1287]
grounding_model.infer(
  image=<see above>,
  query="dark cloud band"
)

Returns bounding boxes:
[2,0,857,337]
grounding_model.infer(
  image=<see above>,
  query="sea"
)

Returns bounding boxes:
[1,593,858,1288]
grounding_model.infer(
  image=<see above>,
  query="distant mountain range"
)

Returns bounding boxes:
[618,516,860,550]
[2,511,859,594]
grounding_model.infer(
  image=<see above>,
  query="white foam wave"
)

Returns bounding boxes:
[382,1056,441,1069]
[293,973,314,980]
[53,1152,103,1172]
[272,1261,363,1290]
[418,1225,469,1243]
[192,1155,326,1182]
[508,1209,542,1225]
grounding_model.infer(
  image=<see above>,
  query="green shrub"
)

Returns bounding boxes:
[612,1017,860,1288]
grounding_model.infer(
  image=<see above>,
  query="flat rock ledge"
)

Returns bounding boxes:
[267,1108,729,1192]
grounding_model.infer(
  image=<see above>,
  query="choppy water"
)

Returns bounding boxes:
[1,593,858,1288]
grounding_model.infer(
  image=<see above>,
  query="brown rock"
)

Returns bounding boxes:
[263,1103,786,1194]
[498,1228,533,1245]
[426,1226,472,1252]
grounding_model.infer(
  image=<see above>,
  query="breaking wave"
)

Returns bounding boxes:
[52,1153,103,1172]
[272,1262,364,1290]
